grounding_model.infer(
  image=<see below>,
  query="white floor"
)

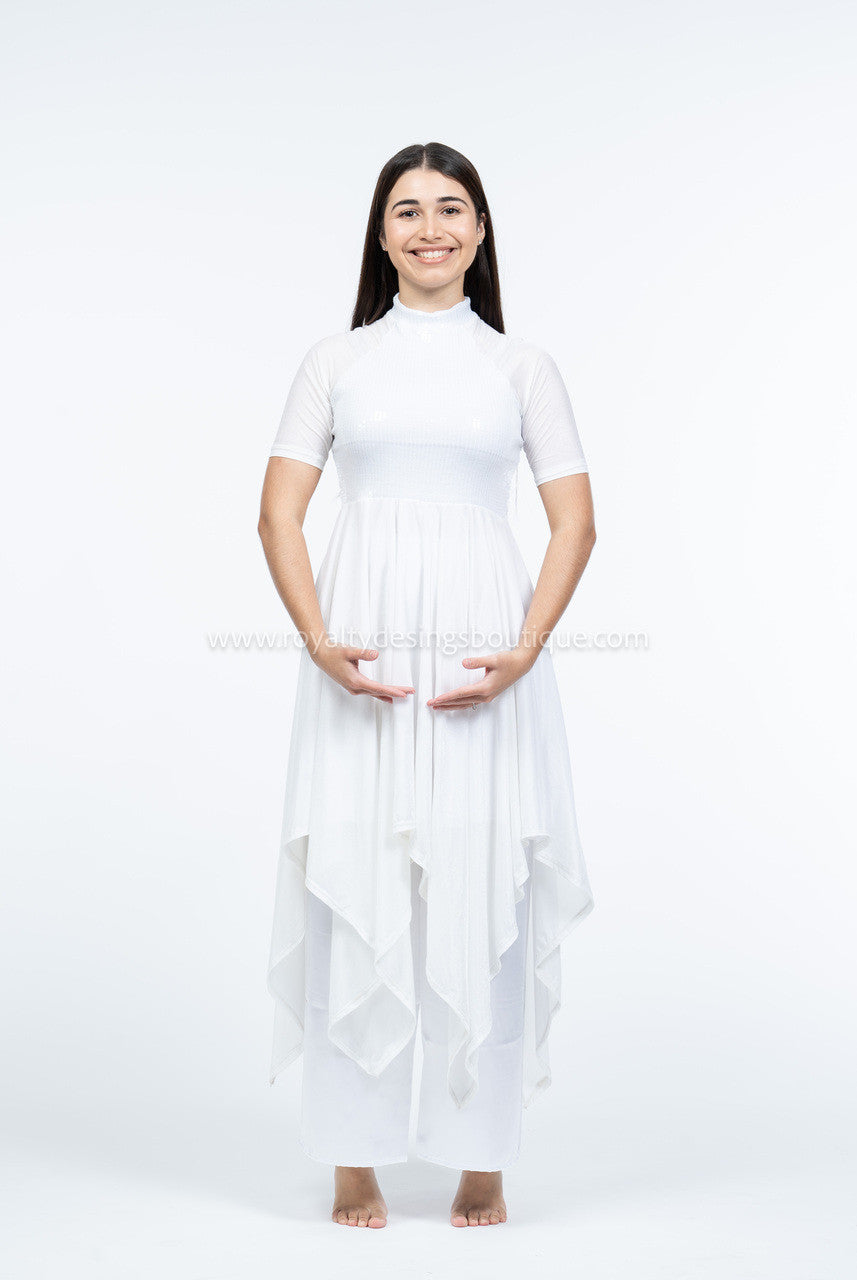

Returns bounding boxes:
[4,1091,854,1280]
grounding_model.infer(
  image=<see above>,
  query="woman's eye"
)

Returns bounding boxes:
[397,206,464,218]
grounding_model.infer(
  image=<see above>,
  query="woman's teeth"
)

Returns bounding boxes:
[411,248,454,261]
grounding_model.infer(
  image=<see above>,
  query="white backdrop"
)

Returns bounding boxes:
[2,0,855,1275]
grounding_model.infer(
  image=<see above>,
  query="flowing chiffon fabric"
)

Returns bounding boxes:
[266,293,595,1110]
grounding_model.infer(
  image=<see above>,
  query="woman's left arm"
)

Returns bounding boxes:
[513,470,596,669]
[426,472,595,710]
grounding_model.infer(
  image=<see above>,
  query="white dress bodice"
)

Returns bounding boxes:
[269,292,589,517]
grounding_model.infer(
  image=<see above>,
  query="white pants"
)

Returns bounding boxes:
[299,849,532,1171]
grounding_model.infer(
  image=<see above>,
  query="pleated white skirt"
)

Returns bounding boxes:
[267,495,594,1111]
[300,851,532,1170]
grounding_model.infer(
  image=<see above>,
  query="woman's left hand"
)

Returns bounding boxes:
[426,648,535,711]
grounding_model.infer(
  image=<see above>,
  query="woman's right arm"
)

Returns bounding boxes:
[257,456,414,704]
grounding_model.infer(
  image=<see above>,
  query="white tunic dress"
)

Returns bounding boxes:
[266,292,595,1111]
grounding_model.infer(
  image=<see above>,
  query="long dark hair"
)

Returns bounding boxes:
[351,142,505,334]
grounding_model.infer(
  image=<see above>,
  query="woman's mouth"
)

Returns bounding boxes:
[409,248,456,263]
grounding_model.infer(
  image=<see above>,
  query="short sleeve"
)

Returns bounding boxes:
[520,348,589,486]
[268,340,334,471]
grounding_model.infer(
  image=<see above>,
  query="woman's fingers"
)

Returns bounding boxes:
[315,643,415,701]
[428,678,491,709]
[428,652,522,709]
[319,645,520,707]
[343,648,415,698]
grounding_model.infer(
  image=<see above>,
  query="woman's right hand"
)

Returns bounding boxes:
[310,641,415,704]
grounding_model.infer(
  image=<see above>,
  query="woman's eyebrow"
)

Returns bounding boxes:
[390,196,468,210]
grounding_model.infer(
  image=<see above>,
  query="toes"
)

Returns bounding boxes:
[452,1203,502,1226]
[333,1194,387,1227]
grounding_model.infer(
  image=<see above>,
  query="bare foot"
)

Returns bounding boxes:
[450,1169,507,1226]
[331,1166,388,1228]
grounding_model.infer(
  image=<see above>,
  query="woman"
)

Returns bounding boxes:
[258,142,596,1229]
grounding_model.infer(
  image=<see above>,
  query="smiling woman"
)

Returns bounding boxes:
[258,141,597,1228]
[380,174,484,308]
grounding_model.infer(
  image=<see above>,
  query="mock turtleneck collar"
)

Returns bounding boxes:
[390,292,473,328]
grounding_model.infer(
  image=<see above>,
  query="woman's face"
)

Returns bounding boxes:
[380,168,485,299]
